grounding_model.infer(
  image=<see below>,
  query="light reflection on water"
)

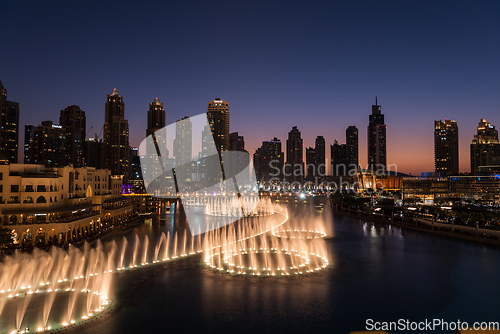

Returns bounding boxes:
[65,202,500,334]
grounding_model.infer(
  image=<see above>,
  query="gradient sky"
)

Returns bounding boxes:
[1,0,499,175]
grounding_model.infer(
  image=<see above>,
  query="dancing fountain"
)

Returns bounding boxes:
[0,197,330,333]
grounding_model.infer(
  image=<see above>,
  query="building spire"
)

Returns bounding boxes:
[375,96,378,105]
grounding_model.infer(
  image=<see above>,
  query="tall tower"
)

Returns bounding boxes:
[434,119,459,176]
[254,138,283,182]
[331,140,348,176]
[173,116,192,165]
[367,97,386,171]
[286,126,304,183]
[146,97,165,137]
[24,125,36,164]
[314,136,326,177]
[470,119,500,175]
[60,105,86,167]
[0,80,20,163]
[103,88,130,176]
[346,126,358,171]
[207,98,229,152]
[29,121,67,166]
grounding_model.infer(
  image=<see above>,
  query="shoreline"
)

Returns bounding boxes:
[332,205,500,247]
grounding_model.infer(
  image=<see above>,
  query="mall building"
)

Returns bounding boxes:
[0,163,134,245]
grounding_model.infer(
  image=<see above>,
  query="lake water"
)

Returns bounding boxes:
[8,201,500,334]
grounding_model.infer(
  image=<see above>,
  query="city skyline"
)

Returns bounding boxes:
[10,86,500,176]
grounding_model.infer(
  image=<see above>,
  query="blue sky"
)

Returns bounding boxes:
[1,0,499,174]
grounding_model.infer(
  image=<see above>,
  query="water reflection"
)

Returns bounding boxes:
[14,200,500,334]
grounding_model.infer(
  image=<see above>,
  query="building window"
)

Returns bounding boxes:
[0,185,2,192]
[24,196,33,204]
[25,185,34,192]
[0,173,2,180]
[37,185,46,192]
[36,196,46,203]
[11,185,19,192]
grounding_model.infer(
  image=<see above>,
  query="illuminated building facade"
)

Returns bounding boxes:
[254,137,284,182]
[367,97,386,171]
[26,121,67,167]
[60,105,86,167]
[146,97,165,137]
[207,98,229,152]
[0,163,133,245]
[470,119,500,175]
[0,80,20,163]
[103,88,130,177]
[434,119,459,176]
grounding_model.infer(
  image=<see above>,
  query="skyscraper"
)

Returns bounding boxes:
[367,97,386,171]
[331,126,358,177]
[146,97,165,137]
[286,126,304,183]
[27,121,67,166]
[103,88,130,176]
[305,147,316,180]
[24,125,35,164]
[314,136,326,177]
[86,137,103,169]
[173,116,192,165]
[434,119,459,176]
[470,119,500,175]
[207,98,229,152]
[0,80,20,163]
[306,136,326,180]
[346,126,358,171]
[229,132,245,151]
[254,138,284,182]
[331,140,348,176]
[60,105,86,167]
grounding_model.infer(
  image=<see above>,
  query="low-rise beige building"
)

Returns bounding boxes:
[0,163,134,245]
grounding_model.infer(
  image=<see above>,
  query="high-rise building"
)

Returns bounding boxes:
[27,121,67,166]
[86,137,103,169]
[207,98,229,152]
[103,88,130,176]
[305,147,316,180]
[470,119,500,175]
[0,80,20,163]
[24,125,35,164]
[254,138,284,182]
[130,147,143,182]
[229,132,245,151]
[434,119,459,176]
[346,126,358,170]
[315,136,326,177]
[331,140,348,176]
[60,105,86,167]
[286,126,304,183]
[332,126,359,176]
[173,116,192,165]
[146,97,165,137]
[305,136,326,180]
[367,97,386,171]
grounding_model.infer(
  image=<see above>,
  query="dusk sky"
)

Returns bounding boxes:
[1,0,499,175]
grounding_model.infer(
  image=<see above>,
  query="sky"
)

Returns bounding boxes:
[1,0,499,175]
